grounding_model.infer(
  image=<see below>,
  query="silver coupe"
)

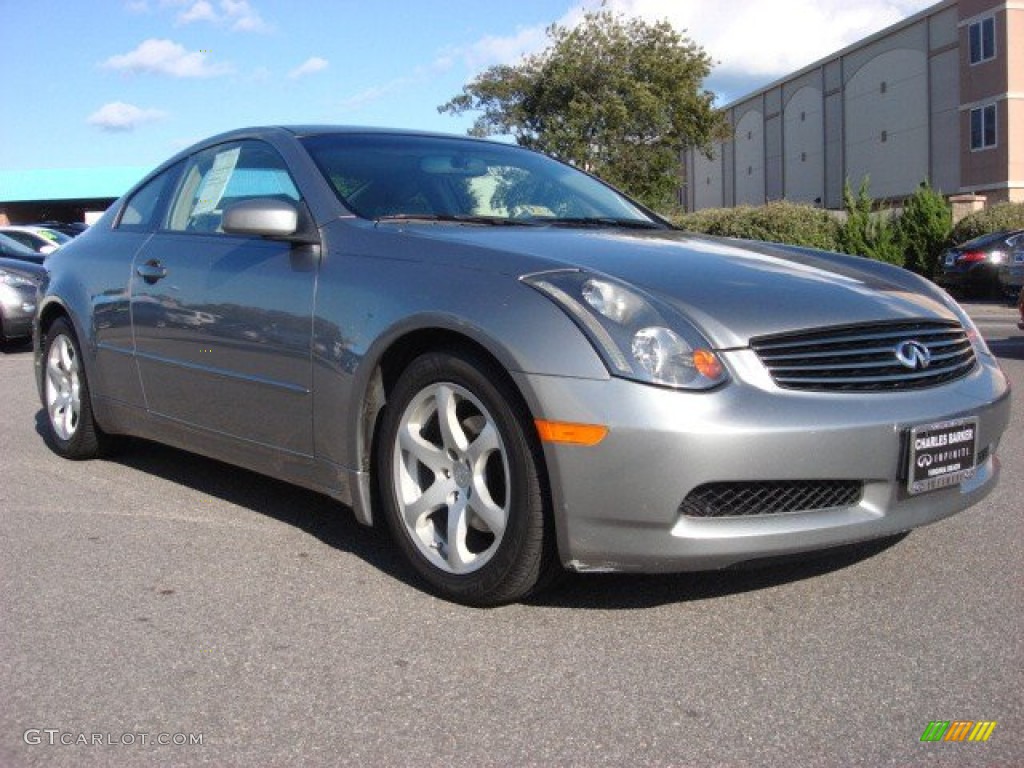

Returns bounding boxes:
[35,127,1011,604]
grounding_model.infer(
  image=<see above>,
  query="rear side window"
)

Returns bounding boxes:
[165,141,301,234]
[117,162,183,231]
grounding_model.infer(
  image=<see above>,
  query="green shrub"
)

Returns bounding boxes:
[837,178,903,266]
[672,201,841,250]
[895,180,951,278]
[949,202,1024,245]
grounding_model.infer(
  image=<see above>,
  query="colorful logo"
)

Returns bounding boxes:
[920,721,997,742]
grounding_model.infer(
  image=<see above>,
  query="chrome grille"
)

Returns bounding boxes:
[751,320,976,392]
[680,480,863,518]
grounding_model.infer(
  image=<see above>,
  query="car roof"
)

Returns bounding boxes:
[170,125,505,157]
[957,229,1024,248]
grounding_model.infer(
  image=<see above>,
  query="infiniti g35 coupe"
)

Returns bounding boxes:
[34,126,1011,605]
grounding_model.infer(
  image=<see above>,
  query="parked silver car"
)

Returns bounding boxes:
[35,127,1011,604]
[1,255,45,343]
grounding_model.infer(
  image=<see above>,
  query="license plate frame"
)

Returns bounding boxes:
[907,418,978,495]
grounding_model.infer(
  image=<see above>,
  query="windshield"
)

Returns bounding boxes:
[300,133,660,227]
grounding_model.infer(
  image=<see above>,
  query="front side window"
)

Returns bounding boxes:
[969,17,996,65]
[970,104,997,151]
[117,162,183,231]
[165,141,301,234]
[299,133,658,227]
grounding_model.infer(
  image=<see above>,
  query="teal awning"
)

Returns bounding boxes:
[0,167,152,203]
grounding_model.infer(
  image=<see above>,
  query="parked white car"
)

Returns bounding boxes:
[0,226,71,255]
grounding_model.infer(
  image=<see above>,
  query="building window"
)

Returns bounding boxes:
[970,104,997,150]
[880,81,887,94]
[880,130,888,143]
[969,17,996,65]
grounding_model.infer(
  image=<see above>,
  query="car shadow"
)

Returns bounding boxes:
[988,336,1024,362]
[34,410,911,608]
[0,339,33,355]
[31,410,420,592]
[526,534,909,610]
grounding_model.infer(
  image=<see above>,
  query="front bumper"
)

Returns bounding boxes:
[513,351,1011,572]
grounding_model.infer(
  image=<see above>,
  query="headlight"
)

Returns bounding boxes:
[523,270,727,390]
[933,285,996,361]
[0,269,34,288]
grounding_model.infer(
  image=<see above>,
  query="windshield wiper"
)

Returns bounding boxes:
[375,213,537,226]
[525,216,663,230]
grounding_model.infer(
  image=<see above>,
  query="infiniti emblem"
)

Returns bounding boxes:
[894,340,931,370]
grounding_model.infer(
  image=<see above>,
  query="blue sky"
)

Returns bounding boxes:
[1,0,935,174]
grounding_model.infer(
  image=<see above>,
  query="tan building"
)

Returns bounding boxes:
[682,0,1022,211]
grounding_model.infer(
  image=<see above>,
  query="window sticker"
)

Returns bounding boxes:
[192,147,240,215]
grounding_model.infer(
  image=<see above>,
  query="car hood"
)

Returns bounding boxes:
[386,224,958,349]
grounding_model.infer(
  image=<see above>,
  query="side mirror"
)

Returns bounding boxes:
[222,198,300,238]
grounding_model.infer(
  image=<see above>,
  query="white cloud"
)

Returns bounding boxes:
[170,0,269,31]
[601,0,936,89]
[335,57,454,114]
[177,0,217,24]
[101,38,232,78]
[289,56,329,79]
[125,0,150,12]
[223,0,269,32]
[87,101,167,131]
[448,0,935,101]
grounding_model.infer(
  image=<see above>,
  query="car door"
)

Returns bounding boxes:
[130,139,317,455]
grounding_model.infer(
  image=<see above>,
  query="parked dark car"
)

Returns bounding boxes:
[34,126,1011,605]
[936,230,1024,298]
[1019,288,1024,330]
[0,256,45,343]
[996,235,1024,299]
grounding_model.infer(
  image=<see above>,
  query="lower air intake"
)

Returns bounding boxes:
[680,480,864,518]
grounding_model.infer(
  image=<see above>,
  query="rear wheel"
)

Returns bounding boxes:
[41,318,111,459]
[377,349,555,606]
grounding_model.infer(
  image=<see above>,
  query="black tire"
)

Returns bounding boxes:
[376,348,556,606]
[40,318,113,460]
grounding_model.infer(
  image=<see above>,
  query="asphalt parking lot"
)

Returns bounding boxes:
[1,300,1021,768]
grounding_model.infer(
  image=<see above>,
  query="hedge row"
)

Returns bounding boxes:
[950,203,1024,244]
[671,201,841,251]
[670,184,1024,279]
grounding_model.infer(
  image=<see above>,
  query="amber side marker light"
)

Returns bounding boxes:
[693,349,724,380]
[535,420,609,446]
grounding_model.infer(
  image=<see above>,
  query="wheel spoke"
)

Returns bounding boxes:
[59,338,74,373]
[436,385,469,454]
[468,479,507,537]
[446,494,471,570]
[45,364,63,399]
[403,477,451,529]
[399,423,448,473]
[466,422,499,464]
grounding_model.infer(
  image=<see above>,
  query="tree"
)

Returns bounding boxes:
[837,178,903,265]
[438,9,729,210]
[896,180,951,278]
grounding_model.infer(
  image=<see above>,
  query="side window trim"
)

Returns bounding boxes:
[114,160,185,232]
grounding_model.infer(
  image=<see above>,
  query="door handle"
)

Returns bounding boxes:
[136,260,167,284]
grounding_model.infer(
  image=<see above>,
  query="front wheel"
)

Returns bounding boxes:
[41,318,112,459]
[377,349,555,606]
